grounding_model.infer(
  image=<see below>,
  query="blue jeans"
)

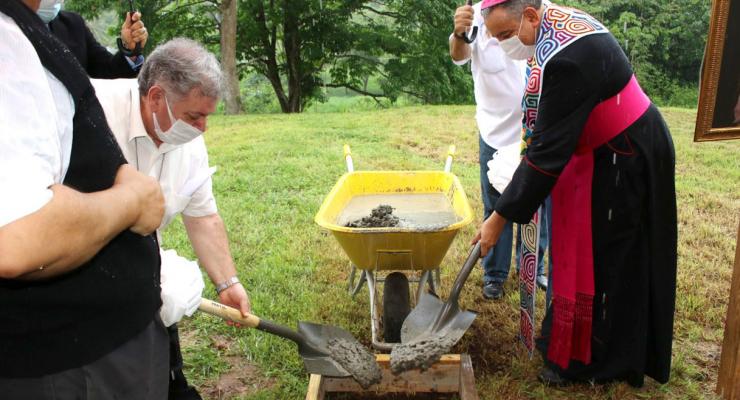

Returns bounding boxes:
[479,137,514,285]
[516,196,553,306]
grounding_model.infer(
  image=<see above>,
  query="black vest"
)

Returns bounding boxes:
[0,0,161,378]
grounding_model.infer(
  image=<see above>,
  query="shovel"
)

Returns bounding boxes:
[198,298,381,387]
[391,243,481,374]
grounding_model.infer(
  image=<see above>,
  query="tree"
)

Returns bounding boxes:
[220,0,242,114]
[562,0,711,102]
[65,0,242,113]
[237,0,473,113]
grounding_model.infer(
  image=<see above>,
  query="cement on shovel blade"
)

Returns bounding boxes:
[390,243,481,374]
[298,322,382,388]
[390,292,476,374]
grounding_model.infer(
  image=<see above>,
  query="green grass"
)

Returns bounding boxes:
[161,106,740,399]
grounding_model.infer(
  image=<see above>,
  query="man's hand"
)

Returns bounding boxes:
[113,164,164,236]
[453,4,475,37]
[218,283,251,326]
[472,212,508,257]
[121,11,148,51]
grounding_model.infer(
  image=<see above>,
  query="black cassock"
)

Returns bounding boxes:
[495,33,678,387]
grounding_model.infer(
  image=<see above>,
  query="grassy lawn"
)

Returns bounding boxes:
[161,106,740,399]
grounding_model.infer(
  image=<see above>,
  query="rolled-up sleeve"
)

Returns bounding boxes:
[0,14,65,228]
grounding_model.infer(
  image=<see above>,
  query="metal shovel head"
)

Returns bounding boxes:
[297,321,356,377]
[400,292,477,345]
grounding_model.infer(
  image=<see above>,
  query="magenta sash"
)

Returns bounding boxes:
[547,75,650,369]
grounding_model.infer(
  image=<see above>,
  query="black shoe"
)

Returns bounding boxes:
[538,367,571,386]
[536,274,548,291]
[482,281,504,300]
[169,365,203,400]
[169,385,203,400]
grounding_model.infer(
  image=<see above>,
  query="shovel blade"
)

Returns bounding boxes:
[400,292,445,342]
[400,292,477,345]
[297,321,356,377]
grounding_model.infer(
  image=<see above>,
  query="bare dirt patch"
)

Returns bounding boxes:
[199,335,277,400]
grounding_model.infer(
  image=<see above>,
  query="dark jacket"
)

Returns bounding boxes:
[49,10,139,79]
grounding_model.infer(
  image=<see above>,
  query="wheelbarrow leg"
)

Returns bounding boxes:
[416,270,433,301]
[366,270,393,352]
[348,264,366,298]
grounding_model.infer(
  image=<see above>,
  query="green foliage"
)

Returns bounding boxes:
[65,0,709,110]
[65,0,220,55]
[561,0,710,106]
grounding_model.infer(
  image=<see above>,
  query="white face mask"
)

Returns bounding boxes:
[499,14,536,60]
[37,0,63,24]
[152,96,203,146]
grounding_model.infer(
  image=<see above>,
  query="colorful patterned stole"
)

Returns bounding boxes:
[519,3,608,368]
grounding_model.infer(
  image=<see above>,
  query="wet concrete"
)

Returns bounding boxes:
[345,204,400,228]
[327,338,383,389]
[389,331,460,375]
[340,194,460,230]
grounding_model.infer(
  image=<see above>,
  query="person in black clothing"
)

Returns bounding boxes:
[475,0,677,388]
[38,0,148,78]
[0,1,167,399]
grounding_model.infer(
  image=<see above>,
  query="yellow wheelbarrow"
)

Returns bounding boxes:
[315,145,473,351]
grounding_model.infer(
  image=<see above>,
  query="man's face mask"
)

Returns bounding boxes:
[37,0,63,24]
[499,13,536,60]
[152,95,204,146]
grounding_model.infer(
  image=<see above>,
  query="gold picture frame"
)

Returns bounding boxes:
[695,0,740,142]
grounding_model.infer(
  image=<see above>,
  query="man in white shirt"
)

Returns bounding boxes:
[0,0,166,398]
[92,38,249,400]
[450,1,548,299]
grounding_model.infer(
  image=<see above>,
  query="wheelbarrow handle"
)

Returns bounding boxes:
[198,298,306,345]
[448,242,482,306]
[462,0,478,44]
[444,145,456,173]
[343,144,354,173]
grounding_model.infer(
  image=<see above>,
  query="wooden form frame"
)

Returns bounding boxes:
[305,354,479,400]
[717,220,740,399]
[694,0,740,142]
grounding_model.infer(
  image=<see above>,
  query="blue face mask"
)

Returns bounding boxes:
[37,2,62,24]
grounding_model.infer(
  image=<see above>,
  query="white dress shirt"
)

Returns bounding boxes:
[0,12,74,228]
[452,1,527,150]
[91,78,218,231]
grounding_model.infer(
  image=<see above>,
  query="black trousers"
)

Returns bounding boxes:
[0,317,169,400]
[168,324,202,400]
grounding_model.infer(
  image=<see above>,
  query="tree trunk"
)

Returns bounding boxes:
[283,4,302,113]
[220,0,242,114]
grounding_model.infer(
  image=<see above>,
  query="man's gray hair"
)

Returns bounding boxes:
[482,0,542,19]
[138,38,223,100]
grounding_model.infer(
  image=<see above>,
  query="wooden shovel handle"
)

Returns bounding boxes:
[198,298,260,328]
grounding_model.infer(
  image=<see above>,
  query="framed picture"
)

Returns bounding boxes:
[695,0,740,142]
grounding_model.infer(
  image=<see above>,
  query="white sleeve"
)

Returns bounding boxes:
[451,2,484,66]
[0,14,65,228]
[182,138,218,218]
[451,32,472,66]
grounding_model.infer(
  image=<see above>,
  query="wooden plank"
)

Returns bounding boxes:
[321,354,462,394]
[305,374,325,400]
[458,354,479,400]
[374,354,462,365]
[718,219,740,399]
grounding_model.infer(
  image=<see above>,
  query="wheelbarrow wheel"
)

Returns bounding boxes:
[383,272,411,343]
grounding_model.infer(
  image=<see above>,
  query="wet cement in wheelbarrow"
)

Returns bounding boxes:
[389,330,462,375]
[345,204,399,228]
[327,338,383,389]
[340,194,460,230]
